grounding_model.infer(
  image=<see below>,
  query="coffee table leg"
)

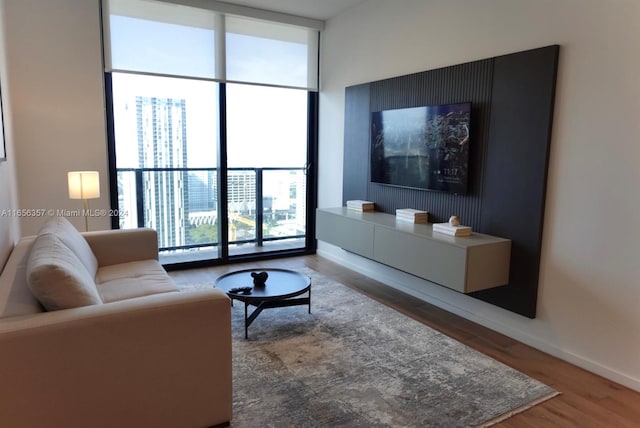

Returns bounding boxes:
[244,301,249,339]
[238,286,312,339]
[243,303,268,339]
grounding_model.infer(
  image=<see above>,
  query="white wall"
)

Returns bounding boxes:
[319,0,640,390]
[3,0,110,235]
[0,0,20,268]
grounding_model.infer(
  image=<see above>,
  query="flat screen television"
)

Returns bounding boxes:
[370,102,471,194]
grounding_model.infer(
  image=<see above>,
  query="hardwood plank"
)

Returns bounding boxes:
[171,255,640,426]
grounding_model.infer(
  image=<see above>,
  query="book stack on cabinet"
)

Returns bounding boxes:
[395,208,429,224]
[346,200,375,212]
[432,222,472,237]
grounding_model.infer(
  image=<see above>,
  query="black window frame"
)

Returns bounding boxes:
[104,73,318,269]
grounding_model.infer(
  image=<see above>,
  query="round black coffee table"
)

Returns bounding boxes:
[214,268,311,339]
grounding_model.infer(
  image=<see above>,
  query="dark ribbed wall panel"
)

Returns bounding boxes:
[342,46,559,318]
[343,83,371,202]
[365,60,493,227]
[472,46,560,316]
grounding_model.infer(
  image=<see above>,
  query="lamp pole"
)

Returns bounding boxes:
[83,198,89,232]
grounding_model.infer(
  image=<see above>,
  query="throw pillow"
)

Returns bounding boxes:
[27,233,102,311]
[37,216,99,278]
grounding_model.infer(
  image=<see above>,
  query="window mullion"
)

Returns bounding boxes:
[215,14,226,81]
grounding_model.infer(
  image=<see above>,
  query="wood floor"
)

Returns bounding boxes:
[177,254,640,427]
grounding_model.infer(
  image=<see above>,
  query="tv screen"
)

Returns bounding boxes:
[370,102,471,194]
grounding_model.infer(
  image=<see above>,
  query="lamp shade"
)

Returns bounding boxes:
[68,171,100,199]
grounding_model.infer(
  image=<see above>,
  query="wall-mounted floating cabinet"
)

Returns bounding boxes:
[316,207,511,293]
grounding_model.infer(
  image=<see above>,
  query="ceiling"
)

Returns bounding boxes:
[218,0,366,21]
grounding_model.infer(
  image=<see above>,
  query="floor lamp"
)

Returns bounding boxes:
[68,171,100,232]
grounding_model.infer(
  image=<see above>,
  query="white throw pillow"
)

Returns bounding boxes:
[38,216,99,278]
[27,233,102,311]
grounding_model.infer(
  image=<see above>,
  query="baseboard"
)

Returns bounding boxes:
[317,245,640,393]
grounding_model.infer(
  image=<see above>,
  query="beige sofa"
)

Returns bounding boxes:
[0,217,232,428]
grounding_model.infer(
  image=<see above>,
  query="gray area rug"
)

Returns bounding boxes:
[174,268,558,427]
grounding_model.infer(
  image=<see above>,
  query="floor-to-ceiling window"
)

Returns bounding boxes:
[225,84,308,256]
[110,73,220,263]
[102,0,319,266]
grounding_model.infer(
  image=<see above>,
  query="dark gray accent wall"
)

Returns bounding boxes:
[343,83,370,202]
[472,46,559,315]
[341,45,559,318]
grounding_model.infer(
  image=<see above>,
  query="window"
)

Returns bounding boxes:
[103,0,319,265]
[226,83,308,255]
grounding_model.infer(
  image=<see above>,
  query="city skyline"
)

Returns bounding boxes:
[113,78,308,253]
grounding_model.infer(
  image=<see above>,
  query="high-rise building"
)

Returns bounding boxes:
[228,170,256,214]
[136,96,189,249]
[187,171,218,229]
[188,171,217,212]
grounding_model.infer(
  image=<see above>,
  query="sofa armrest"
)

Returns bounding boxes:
[0,289,232,428]
[82,228,159,266]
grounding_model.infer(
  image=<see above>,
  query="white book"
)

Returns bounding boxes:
[347,205,374,212]
[433,228,471,237]
[396,208,428,215]
[433,222,471,231]
[347,200,374,209]
[432,222,472,236]
[396,212,428,217]
[396,212,427,218]
[396,209,428,222]
[396,216,429,224]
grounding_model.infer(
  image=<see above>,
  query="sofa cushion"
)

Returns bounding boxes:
[38,216,98,278]
[95,260,178,303]
[26,233,102,311]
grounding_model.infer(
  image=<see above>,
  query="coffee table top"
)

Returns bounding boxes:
[214,268,311,302]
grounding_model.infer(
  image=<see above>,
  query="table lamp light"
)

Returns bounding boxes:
[68,171,100,231]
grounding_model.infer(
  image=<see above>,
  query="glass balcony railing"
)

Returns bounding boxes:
[116,167,307,259]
